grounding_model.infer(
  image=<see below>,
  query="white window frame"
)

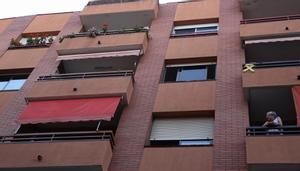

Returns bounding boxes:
[172,23,219,35]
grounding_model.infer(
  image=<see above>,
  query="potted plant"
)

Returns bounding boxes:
[101,23,108,33]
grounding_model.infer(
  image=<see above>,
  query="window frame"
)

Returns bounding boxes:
[149,117,214,147]
[172,23,219,36]
[0,74,29,91]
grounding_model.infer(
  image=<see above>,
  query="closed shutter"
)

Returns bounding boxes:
[150,117,214,141]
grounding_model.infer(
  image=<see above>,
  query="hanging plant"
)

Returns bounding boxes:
[101,23,108,33]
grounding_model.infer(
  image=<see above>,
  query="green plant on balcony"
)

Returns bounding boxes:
[134,25,143,32]
[88,27,98,38]
[26,37,34,45]
[101,23,108,33]
[48,36,54,43]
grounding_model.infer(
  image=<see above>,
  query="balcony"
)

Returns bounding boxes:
[245,126,300,171]
[57,31,148,56]
[240,0,300,19]
[174,0,219,25]
[80,0,158,31]
[242,61,300,88]
[240,16,300,40]
[139,146,213,171]
[26,71,134,104]
[165,35,218,61]
[0,131,113,171]
[153,81,215,114]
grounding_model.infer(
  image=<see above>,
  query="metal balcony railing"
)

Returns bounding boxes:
[0,131,115,147]
[246,126,300,136]
[243,60,300,69]
[87,0,139,5]
[241,14,300,24]
[59,28,149,43]
[37,70,134,81]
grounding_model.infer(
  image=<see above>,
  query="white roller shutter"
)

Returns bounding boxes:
[150,117,214,141]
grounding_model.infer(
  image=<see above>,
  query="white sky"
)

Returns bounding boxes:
[0,0,181,19]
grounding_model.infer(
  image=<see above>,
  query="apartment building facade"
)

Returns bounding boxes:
[0,0,299,171]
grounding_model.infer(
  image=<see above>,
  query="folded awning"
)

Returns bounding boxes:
[292,86,300,118]
[57,49,142,61]
[244,36,300,45]
[18,97,120,124]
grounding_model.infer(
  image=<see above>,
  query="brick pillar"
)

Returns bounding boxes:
[0,12,82,135]
[213,0,249,170]
[0,16,34,57]
[109,4,176,171]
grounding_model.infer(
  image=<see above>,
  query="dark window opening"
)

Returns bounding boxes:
[174,28,197,35]
[164,64,216,82]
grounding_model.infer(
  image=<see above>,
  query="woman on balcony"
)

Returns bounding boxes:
[263,111,283,134]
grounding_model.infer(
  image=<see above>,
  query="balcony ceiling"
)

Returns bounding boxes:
[80,9,155,31]
[245,40,300,63]
[0,166,102,171]
[240,0,300,19]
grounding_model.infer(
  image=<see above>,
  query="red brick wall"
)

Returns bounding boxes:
[213,0,249,170]
[0,13,82,135]
[109,4,176,171]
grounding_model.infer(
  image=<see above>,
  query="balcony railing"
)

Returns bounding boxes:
[87,0,139,5]
[38,70,134,81]
[241,14,300,24]
[0,131,114,147]
[243,60,300,69]
[246,126,300,136]
[59,28,149,43]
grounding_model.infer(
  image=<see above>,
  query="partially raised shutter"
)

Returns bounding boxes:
[150,117,214,140]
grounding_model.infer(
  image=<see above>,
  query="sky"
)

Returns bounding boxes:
[0,0,182,19]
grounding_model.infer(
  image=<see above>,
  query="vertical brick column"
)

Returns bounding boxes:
[0,13,82,135]
[213,0,249,170]
[0,16,34,57]
[109,4,176,171]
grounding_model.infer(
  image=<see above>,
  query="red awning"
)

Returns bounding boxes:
[18,97,120,124]
[292,86,300,119]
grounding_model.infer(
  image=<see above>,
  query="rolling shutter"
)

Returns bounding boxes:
[150,117,214,141]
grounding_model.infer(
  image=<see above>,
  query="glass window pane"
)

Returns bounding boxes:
[195,26,218,33]
[0,81,8,90]
[179,140,213,146]
[4,79,26,90]
[174,28,196,35]
[177,66,207,81]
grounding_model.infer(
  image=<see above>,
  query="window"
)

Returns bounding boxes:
[172,23,219,36]
[0,74,28,91]
[150,117,214,146]
[164,63,216,82]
